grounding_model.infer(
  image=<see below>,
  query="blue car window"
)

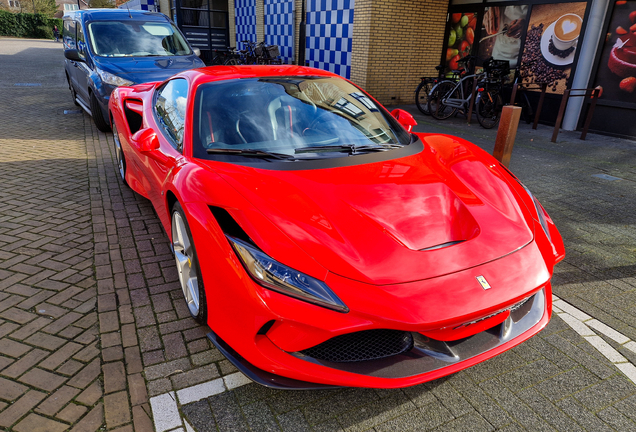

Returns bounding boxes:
[88,21,192,57]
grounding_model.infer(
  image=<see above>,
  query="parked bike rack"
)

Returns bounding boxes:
[551,87,601,143]
[466,78,479,125]
[509,83,548,130]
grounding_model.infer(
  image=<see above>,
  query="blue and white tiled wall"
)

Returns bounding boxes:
[306,0,354,78]
[264,0,294,64]
[235,0,257,50]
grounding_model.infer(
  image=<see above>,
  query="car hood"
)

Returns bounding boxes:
[209,134,535,285]
[94,55,204,84]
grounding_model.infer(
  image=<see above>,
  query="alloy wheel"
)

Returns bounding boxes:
[172,211,200,317]
[113,123,126,181]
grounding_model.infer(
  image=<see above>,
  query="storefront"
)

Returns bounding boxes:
[147,0,634,138]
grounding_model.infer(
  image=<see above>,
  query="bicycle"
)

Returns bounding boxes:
[414,65,454,115]
[427,56,485,121]
[474,58,510,129]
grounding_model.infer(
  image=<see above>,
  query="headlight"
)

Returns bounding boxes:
[228,236,349,313]
[524,188,551,241]
[96,69,134,87]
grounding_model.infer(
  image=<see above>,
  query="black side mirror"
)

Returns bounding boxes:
[64,49,83,62]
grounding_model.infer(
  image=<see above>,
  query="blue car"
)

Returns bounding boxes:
[63,9,205,132]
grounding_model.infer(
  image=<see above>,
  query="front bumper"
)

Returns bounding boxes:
[208,287,548,389]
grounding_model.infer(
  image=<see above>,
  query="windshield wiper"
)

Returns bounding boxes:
[206,148,297,161]
[295,143,404,154]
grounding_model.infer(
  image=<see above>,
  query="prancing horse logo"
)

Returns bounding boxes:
[476,275,491,290]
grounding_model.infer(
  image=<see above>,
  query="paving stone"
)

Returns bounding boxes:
[67,358,101,389]
[24,331,66,350]
[101,345,123,363]
[69,403,104,432]
[13,413,68,432]
[36,385,81,416]
[208,391,250,432]
[133,404,155,432]
[19,367,66,392]
[574,374,636,412]
[375,399,454,432]
[128,373,149,406]
[76,380,103,406]
[104,390,131,427]
[103,361,127,394]
[0,376,28,401]
[0,389,47,428]
[182,399,217,432]
[0,338,31,358]
[1,348,47,378]
[57,359,85,376]
[56,403,89,423]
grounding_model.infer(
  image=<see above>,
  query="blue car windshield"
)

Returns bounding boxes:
[88,20,191,57]
[192,76,411,159]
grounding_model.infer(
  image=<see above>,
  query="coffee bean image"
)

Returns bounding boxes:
[520,24,568,89]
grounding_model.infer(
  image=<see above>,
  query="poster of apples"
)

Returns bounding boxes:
[593,1,636,105]
[445,12,478,72]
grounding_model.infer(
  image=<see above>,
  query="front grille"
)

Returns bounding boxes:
[300,329,413,363]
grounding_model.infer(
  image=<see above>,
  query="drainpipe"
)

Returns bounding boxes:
[562,0,610,131]
[297,0,306,66]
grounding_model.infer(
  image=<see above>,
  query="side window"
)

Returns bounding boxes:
[62,20,76,50]
[155,78,189,152]
[77,23,86,60]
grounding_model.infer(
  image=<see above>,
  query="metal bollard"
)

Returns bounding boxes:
[493,106,522,168]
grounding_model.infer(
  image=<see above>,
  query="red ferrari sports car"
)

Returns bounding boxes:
[108,65,564,389]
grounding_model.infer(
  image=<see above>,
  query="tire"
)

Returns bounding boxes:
[428,81,458,120]
[90,92,112,132]
[112,120,127,186]
[171,202,208,324]
[67,75,80,106]
[415,81,433,115]
[224,58,240,65]
[476,91,503,129]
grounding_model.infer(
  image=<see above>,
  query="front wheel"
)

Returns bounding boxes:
[476,91,503,129]
[428,81,458,120]
[67,75,80,106]
[171,202,208,324]
[112,121,127,186]
[90,92,111,132]
[415,81,433,115]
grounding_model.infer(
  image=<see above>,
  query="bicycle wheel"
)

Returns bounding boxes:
[428,81,458,120]
[415,81,433,115]
[224,58,240,65]
[476,91,503,129]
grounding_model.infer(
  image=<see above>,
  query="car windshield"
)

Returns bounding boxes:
[88,20,191,57]
[192,76,411,160]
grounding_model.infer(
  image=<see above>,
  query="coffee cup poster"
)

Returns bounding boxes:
[593,0,636,105]
[519,2,588,94]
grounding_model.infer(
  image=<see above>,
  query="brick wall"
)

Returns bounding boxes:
[351,0,448,105]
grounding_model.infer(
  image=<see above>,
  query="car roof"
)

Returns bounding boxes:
[63,9,170,23]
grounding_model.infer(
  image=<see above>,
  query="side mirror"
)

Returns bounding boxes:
[391,109,417,133]
[193,47,201,57]
[64,49,83,62]
[132,128,160,152]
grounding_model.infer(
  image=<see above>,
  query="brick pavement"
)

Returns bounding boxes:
[3,37,636,431]
[0,38,104,431]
